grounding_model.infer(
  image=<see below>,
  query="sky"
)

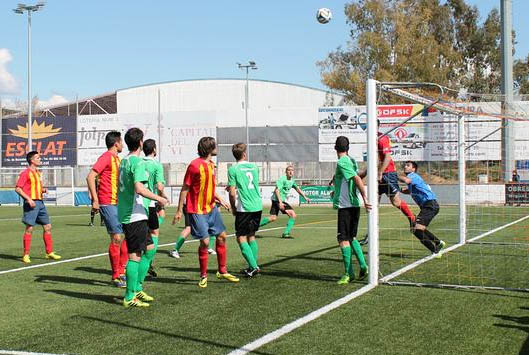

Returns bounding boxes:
[0,0,528,108]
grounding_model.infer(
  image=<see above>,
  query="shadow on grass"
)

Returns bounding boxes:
[494,308,529,355]
[76,316,272,355]
[65,223,98,227]
[45,289,120,305]
[35,275,109,287]
[0,253,22,261]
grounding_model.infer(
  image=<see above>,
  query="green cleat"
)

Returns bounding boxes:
[358,267,369,281]
[337,274,350,285]
[281,233,293,239]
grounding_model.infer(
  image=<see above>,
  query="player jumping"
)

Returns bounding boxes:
[86,131,127,287]
[399,161,445,257]
[175,136,239,288]
[259,166,311,238]
[227,143,262,277]
[15,151,61,263]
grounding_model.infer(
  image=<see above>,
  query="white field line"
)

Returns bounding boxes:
[380,214,529,283]
[0,351,67,355]
[228,284,376,355]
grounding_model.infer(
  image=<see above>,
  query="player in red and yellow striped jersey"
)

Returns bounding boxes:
[86,131,128,287]
[15,151,61,263]
[175,137,238,288]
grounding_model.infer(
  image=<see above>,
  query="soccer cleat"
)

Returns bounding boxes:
[112,278,126,288]
[119,274,127,282]
[207,248,217,255]
[216,271,240,283]
[88,222,94,227]
[433,240,446,259]
[244,267,261,278]
[123,298,150,308]
[135,291,154,302]
[359,234,369,245]
[45,252,61,260]
[337,274,350,285]
[281,233,293,239]
[358,267,369,281]
[198,277,208,288]
[22,254,31,264]
[169,250,181,259]
[147,265,158,278]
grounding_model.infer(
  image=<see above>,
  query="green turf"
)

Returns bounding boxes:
[0,205,528,354]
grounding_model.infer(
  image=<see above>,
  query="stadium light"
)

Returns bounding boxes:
[237,61,258,161]
[13,2,45,150]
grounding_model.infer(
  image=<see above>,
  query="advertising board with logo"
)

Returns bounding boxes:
[1,116,77,167]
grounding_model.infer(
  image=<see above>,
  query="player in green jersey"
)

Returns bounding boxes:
[259,166,311,238]
[227,143,262,277]
[118,128,168,308]
[142,139,168,278]
[332,136,371,285]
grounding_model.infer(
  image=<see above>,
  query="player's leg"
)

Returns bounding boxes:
[21,224,33,263]
[348,207,367,279]
[235,212,258,276]
[122,222,149,307]
[170,208,191,258]
[413,201,444,256]
[89,208,96,226]
[337,208,353,284]
[100,205,125,287]
[210,207,239,283]
[146,207,160,278]
[247,211,262,274]
[385,172,415,225]
[136,230,156,301]
[189,213,211,287]
[260,200,279,227]
[37,202,60,260]
[282,203,296,238]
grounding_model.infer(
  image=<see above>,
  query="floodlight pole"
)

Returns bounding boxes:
[14,3,45,151]
[238,61,257,161]
[501,0,515,182]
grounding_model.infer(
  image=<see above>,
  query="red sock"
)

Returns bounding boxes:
[119,241,128,275]
[399,201,415,221]
[23,233,32,255]
[43,232,53,254]
[198,247,209,278]
[216,242,227,274]
[108,243,121,279]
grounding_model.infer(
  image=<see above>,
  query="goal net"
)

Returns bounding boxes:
[0,166,75,206]
[365,80,529,292]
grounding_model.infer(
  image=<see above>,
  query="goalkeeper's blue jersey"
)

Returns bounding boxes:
[406,172,436,207]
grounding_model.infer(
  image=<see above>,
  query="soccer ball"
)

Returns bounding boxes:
[316,8,332,24]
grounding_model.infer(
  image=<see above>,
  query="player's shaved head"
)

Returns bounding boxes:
[334,136,349,153]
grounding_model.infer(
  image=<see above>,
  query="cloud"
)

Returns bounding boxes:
[37,94,68,109]
[0,48,19,95]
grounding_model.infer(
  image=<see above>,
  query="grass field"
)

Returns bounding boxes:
[1,205,528,355]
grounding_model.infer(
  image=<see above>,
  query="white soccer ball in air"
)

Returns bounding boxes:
[316,8,332,24]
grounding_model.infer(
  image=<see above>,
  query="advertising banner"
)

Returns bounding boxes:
[2,116,77,167]
[505,183,529,205]
[299,185,333,204]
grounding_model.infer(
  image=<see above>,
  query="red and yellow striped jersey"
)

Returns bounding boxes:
[92,151,121,205]
[16,168,43,200]
[183,158,216,214]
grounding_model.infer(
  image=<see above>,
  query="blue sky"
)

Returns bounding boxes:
[0,0,527,107]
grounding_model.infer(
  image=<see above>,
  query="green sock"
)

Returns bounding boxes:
[124,260,139,301]
[248,240,259,265]
[351,239,367,269]
[239,241,258,269]
[175,235,186,251]
[260,217,270,227]
[136,247,156,292]
[158,216,164,226]
[210,235,216,248]
[284,218,295,234]
[340,246,352,275]
[152,235,159,250]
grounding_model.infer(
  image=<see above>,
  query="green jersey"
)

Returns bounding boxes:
[271,175,298,201]
[143,157,165,208]
[118,155,149,224]
[227,162,262,212]
[333,155,360,209]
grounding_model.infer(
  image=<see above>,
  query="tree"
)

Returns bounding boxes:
[318,0,520,103]
[514,55,529,95]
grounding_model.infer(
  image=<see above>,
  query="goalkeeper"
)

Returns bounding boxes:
[399,161,445,257]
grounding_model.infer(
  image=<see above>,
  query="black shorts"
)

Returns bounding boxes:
[270,200,293,216]
[123,220,153,254]
[378,172,400,196]
[235,211,262,237]
[148,207,159,231]
[337,207,360,242]
[183,204,190,227]
[416,200,439,227]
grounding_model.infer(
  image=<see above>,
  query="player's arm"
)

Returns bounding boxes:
[228,186,237,216]
[398,175,411,185]
[86,169,100,210]
[353,175,371,211]
[173,184,189,225]
[15,187,35,208]
[294,186,311,204]
[135,182,167,205]
[215,191,230,211]
[274,187,285,210]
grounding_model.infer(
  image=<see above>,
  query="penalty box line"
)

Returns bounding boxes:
[0,219,334,276]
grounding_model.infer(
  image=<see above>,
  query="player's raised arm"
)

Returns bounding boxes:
[295,186,311,204]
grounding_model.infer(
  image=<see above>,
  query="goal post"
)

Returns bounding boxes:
[0,166,75,206]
